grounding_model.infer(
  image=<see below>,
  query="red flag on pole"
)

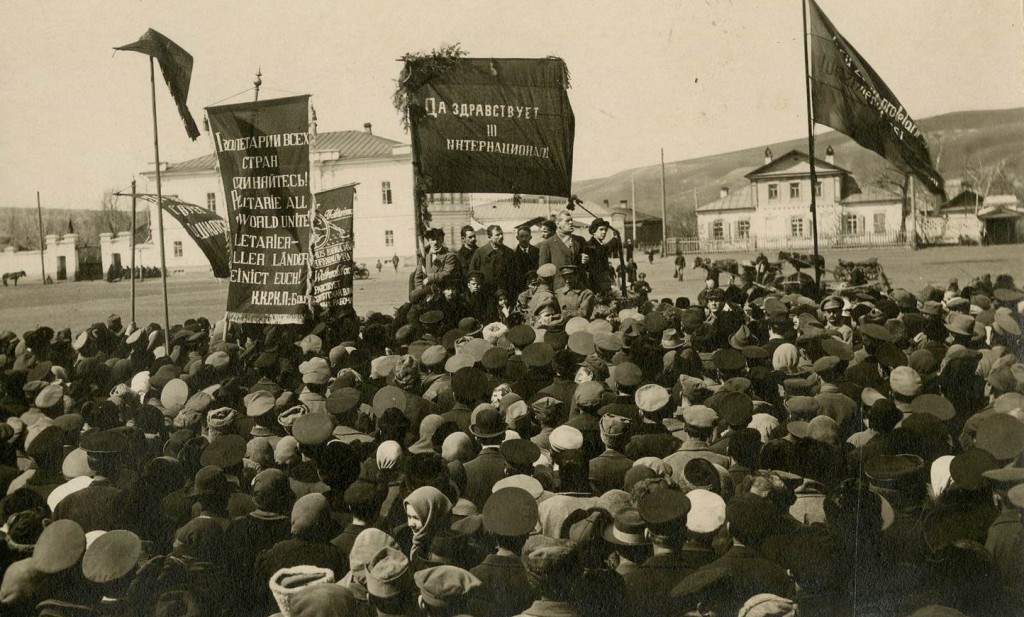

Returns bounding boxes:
[115,29,200,140]
[807,0,943,195]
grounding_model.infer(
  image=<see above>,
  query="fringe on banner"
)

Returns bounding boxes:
[225,312,305,325]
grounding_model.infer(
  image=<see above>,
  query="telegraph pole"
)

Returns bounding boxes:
[36,191,47,284]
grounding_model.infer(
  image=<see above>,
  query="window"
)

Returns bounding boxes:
[815,181,823,197]
[737,220,750,239]
[381,181,392,204]
[790,217,804,237]
[768,183,779,200]
[873,212,886,234]
[385,230,394,247]
[789,182,801,199]
[712,220,724,240]
[173,241,183,257]
[842,214,860,235]
[206,192,216,210]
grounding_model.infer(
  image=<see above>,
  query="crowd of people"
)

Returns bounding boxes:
[0,208,1023,617]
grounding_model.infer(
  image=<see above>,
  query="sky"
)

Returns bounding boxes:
[0,0,1021,211]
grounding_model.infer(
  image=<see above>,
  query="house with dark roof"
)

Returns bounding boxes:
[108,125,416,274]
[695,147,905,251]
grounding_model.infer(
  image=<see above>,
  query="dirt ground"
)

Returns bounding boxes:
[1,243,1021,335]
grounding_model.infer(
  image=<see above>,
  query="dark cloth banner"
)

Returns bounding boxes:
[311,185,356,309]
[115,28,201,140]
[808,0,943,195]
[407,58,575,197]
[139,195,230,278]
[207,95,312,324]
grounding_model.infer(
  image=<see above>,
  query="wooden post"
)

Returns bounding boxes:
[149,57,171,340]
[130,180,137,323]
[36,191,47,284]
[660,149,667,255]
[630,172,637,243]
[909,175,918,250]
[802,0,822,290]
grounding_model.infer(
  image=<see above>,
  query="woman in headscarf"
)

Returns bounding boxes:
[402,485,452,570]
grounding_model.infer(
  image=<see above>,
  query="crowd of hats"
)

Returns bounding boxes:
[0,271,1023,617]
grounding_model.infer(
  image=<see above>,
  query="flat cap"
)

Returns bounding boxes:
[483,487,539,536]
[612,362,643,387]
[82,530,142,584]
[860,323,894,342]
[594,332,622,353]
[34,383,64,410]
[420,310,443,326]
[974,414,1024,460]
[599,414,631,437]
[949,448,999,490]
[712,348,746,371]
[549,425,584,452]
[366,546,411,599]
[522,342,554,368]
[682,405,718,429]
[909,394,955,421]
[575,381,605,408]
[244,390,276,417]
[32,519,87,574]
[492,474,544,500]
[445,353,476,374]
[536,263,557,278]
[717,391,753,426]
[564,316,590,335]
[506,324,536,348]
[292,412,336,446]
[686,488,727,534]
[638,489,691,525]
[80,429,128,455]
[521,535,578,578]
[414,565,482,607]
[500,439,541,467]
[890,366,922,397]
[784,396,820,419]
[635,383,670,413]
[200,434,247,468]
[812,355,841,374]
[373,385,408,415]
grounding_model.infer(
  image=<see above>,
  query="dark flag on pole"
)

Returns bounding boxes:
[807,0,943,195]
[138,195,230,278]
[115,29,200,140]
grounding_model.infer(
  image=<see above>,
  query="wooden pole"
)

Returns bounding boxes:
[149,57,171,340]
[630,171,637,243]
[130,179,137,323]
[909,175,918,250]
[36,191,47,284]
[802,0,822,290]
[660,149,667,255]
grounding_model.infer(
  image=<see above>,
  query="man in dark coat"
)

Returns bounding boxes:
[470,488,538,617]
[52,431,127,532]
[538,210,588,290]
[412,228,459,304]
[589,414,634,493]
[469,225,517,296]
[455,224,478,277]
[510,225,540,297]
[462,408,508,511]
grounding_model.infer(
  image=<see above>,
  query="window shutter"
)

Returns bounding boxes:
[858,215,865,235]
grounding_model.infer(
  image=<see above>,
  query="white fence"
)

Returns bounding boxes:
[665,231,907,255]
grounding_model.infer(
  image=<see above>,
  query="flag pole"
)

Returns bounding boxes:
[660,149,667,255]
[149,56,172,340]
[630,171,637,243]
[36,191,48,285]
[802,0,822,291]
[130,179,137,323]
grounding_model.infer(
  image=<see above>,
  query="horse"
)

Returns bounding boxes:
[2,271,27,286]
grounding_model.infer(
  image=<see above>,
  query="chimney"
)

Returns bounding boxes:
[764,147,773,165]
[825,145,835,165]
[720,186,730,199]
[363,122,373,134]
[619,200,628,209]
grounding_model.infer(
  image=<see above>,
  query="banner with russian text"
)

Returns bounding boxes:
[139,195,230,278]
[207,95,312,324]
[405,58,574,197]
[310,184,356,310]
[808,0,943,195]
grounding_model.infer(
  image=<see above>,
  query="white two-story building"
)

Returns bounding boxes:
[695,146,905,252]
[103,124,419,275]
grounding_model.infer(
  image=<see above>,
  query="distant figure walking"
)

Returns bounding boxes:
[675,253,686,280]
[376,259,383,273]
[392,254,400,272]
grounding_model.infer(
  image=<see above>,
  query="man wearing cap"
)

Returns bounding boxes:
[470,488,539,617]
[463,406,510,510]
[589,414,634,493]
[469,225,517,297]
[415,564,482,617]
[820,296,853,343]
[555,265,595,320]
[664,405,730,480]
[52,430,128,532]
[413,228,459,303]
[539,210,588,290]
[565,381,607,460]
[583,217,617,294]
[516,535,584,617]
[812,355,860,440]
[625,489,703,617]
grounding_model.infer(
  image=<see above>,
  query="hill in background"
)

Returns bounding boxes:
[0,202,148,251]
[573,108,1024,236]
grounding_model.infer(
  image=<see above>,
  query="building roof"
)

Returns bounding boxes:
[839,178,903,205]
[744,150,850,179]
[160,130,406,173]
[471,198,614,227]
[695,185,754,213]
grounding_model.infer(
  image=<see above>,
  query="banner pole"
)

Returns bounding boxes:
[660,149,667,255]
[36,191,47,285]
[150,56,172,339]
[406,108,424,263]
[130,179,137,323]
[802,0,821,291]
[909,175,918,250]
